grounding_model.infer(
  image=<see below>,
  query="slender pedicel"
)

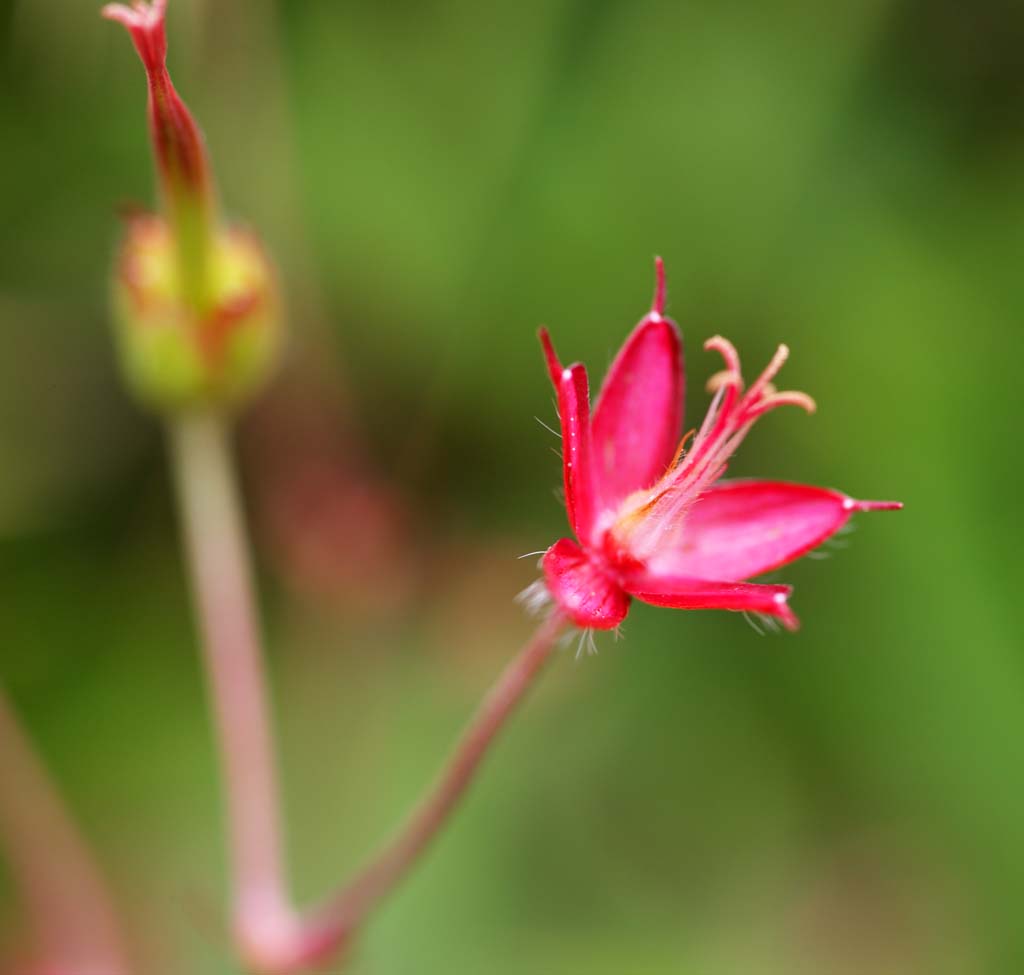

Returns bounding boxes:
[299,610,569,964]
[251,612,567,972]
[174,410,570,972]
[169,412,300,970]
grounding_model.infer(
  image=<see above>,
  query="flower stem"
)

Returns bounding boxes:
[168,411,298,963]
[0,686,130,975]
[297,609,568,966]
[170,407,568,972]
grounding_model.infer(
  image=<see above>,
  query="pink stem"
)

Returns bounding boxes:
[168,412,299,967]
[0,687,130,975]
[297,609,568,966]
[170,408,569,973]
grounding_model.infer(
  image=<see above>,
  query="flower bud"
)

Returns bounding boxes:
[104,0,282,411]
[112,215,280,409]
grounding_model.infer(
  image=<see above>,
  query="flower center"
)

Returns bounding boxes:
[605,337,816,564]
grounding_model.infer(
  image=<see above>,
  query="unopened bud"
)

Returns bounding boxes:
[105,0,282,411]
[112,215,280,409]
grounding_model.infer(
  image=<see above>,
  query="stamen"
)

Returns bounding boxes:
[700,338,744,437]
[705,370,738,394]
[631,418,756,550]
[684,418,755,494]
[745,390,817,419]
[703,336,741,376]
[694,385,725,443]
[745,343,789,404]
[667,429,696,470]
[675,342,743,486]
[611,334,821,564]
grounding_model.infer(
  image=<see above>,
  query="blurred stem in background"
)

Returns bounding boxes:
[0,687,130,975]
[170,416,568,970]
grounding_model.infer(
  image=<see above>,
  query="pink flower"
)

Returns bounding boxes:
[538,259,901,632]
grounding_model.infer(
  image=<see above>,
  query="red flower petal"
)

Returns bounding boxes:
[539,330,598,541]
[645,480,897,582]
[621,570,798,630]
[591,282,683,512]
[542,538,630,630]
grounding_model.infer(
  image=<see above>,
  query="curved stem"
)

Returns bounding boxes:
[0,687,130,975]
[170,407,569,972]
[168,412,298,962]
[297,610,568,966]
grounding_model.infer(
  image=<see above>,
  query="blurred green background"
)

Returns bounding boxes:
[1,0,1022,971]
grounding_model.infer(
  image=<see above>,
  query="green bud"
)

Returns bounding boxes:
[105,0,283,412]
[111,215,281,411]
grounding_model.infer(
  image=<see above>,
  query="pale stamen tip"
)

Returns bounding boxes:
[703,335,741,375]
[705,369,738,394]
[747,344,791,399]
[795,393,817,414]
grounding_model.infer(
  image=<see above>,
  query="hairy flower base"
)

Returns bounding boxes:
[113,215,281,410]
[543,535,799,632]
[538,259,901,631]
